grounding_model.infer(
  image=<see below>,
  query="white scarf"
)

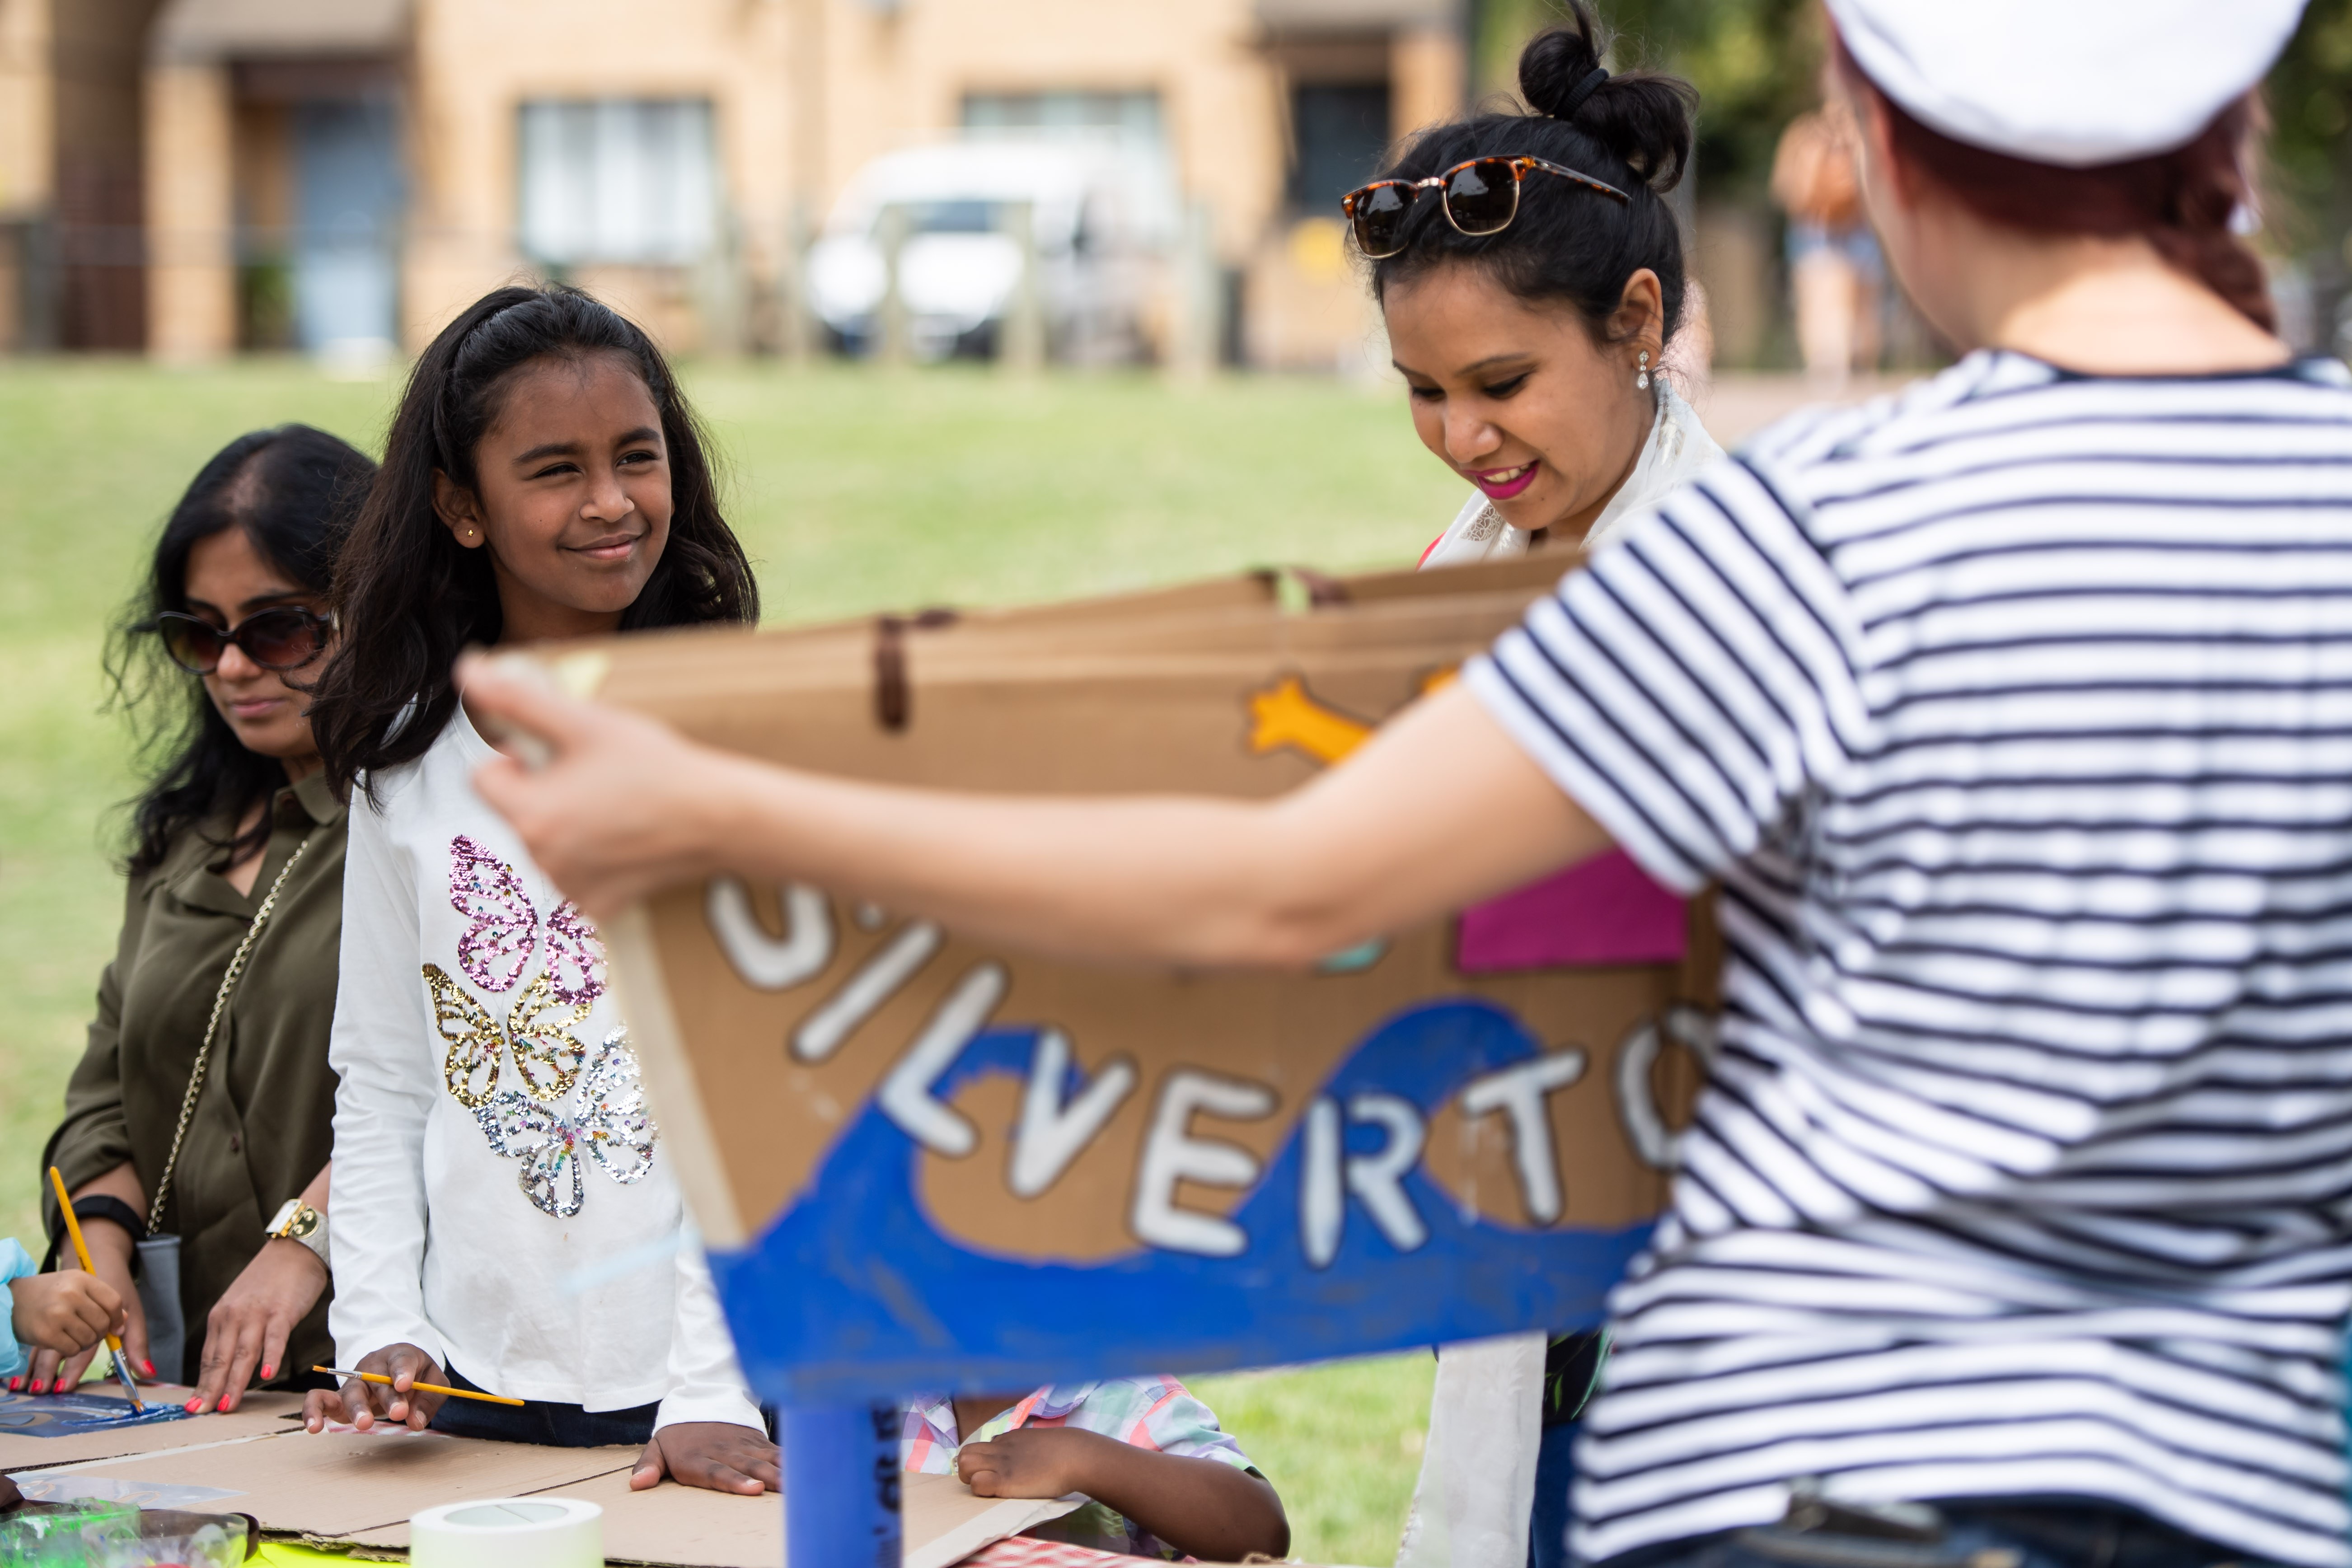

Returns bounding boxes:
[1396,380,1722,1568]
[1417,380,1723,571]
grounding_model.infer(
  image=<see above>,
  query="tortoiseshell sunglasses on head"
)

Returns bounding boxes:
[1341,155,1631,258]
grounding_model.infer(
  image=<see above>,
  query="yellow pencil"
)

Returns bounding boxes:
[45,1166,145,1414]
[313,1365,527,1408]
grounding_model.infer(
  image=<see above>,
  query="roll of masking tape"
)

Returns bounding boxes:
[409,1497,603,1568]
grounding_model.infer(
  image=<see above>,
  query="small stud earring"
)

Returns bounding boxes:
[1636,350,1651,392]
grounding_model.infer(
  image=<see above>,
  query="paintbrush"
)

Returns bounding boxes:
[312,1365,526,1407]
[44,1166,145,1414]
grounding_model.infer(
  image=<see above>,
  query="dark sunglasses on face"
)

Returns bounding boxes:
[1341,155,1631,259]
[157,605,335,675]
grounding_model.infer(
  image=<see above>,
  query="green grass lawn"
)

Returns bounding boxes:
[0,356,1460,1562]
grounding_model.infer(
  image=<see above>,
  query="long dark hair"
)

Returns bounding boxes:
[1834,39,2273,332]
[112,426,376,875]
[1368,2,1699,349]
[310,284,759,793]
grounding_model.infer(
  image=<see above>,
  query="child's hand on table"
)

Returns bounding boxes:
[6,1272,125,1367]
[956,1425,1098,1499]
[301,1343,445,1432]
[631,1422,780,1495]
[957,1427,1290,1562]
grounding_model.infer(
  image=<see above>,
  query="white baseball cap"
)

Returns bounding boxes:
[1824,0,2308,167]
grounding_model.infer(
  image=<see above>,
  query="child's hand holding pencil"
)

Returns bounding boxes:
[301,1343,481,1433]
[42,1166,144,1412]
[6,1272,126,1365]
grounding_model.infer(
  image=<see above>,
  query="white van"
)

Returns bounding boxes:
[806,140,1175,364]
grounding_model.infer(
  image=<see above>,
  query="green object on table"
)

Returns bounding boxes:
[0,1501,141,1566]
[0,1504,260,1568]
[253,1543,370,1568]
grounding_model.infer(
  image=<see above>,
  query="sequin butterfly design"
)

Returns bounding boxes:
[475,1029,658,1218]
[429,837,608,1110]
[450,835,604,1005]
[424,965,591,1107]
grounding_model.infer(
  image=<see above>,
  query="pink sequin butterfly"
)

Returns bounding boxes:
[447,835,605,1005]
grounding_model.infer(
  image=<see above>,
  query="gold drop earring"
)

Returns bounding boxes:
[1636,351,1651,392]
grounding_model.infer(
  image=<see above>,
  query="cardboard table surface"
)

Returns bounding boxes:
[344,1468,1074,1568]
[7,1424,635,1536]
[0,1385,306,1470]
[8,1414,1076,1568]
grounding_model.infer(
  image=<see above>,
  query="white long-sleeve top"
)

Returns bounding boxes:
[327,703,760,1431]
[1403,379,1724,1568]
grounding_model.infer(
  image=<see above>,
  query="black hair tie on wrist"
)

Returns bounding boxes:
[42,1194,149,1273]
[76,1195,148,1243]
[1556,66,1610,121]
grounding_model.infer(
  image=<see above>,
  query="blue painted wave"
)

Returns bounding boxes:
[710,998,1654,1406]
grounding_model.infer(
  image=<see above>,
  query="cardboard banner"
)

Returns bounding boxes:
[548,557,1713,1407]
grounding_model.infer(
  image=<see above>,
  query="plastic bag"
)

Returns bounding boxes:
[0,1504,255,1568]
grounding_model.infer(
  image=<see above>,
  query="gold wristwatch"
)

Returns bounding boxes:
[264,1198,329,1270]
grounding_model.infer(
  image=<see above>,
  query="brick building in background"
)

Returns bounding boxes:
[0,0,1466,367]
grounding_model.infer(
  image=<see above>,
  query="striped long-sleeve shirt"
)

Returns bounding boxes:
[1464,349,2352,1568]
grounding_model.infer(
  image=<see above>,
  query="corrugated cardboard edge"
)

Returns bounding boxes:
[904,1497,1083,1568]
[608,899,748,1249]
[330,1482,1080,1566]
[541,645,747,1250]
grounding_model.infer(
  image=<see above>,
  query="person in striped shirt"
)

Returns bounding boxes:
[464,1,2348,1564]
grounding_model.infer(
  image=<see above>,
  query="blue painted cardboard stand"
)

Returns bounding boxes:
[782,1403,902,1568]
[712,1002,1677,1565]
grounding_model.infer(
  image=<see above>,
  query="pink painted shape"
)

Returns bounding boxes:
[1457,848,1686,972]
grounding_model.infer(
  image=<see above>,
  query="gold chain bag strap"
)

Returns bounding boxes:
[136,831,316,1383]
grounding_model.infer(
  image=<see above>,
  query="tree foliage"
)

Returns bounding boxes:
[1477,0,2352,264]
[2265,0,2352,279]
[1472,0,1827,194]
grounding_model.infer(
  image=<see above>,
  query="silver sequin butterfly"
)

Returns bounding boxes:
[474,1029,659,1218]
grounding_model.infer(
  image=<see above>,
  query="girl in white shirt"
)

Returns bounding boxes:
[301,285,771,1494]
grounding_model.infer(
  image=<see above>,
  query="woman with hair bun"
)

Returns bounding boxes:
[1351,3,1722,571]
[469,0,2352,1565]
[1357,12,1722,1564]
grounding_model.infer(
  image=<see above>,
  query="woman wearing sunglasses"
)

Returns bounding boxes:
[1350,14,1719,1566]
[33,426,373,1419]
[1352,7,1721,574]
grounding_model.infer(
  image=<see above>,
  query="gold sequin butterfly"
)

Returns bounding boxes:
[423,964,591,1107]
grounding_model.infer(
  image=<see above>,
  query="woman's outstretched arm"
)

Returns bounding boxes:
[460,654,1611,969]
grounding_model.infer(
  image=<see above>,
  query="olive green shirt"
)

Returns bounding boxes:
[41,771,346,1385]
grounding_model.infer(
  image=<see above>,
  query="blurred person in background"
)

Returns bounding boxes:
[35,427,370,1414]
[466,1,2352,1565]
[1771,95,1882,385]
[1351,9,1719,1564]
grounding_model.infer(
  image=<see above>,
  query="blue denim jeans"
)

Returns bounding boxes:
[1531,1421,1579,1568]
[426,1362,657,1448]
[1591,1500,2265,1568]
